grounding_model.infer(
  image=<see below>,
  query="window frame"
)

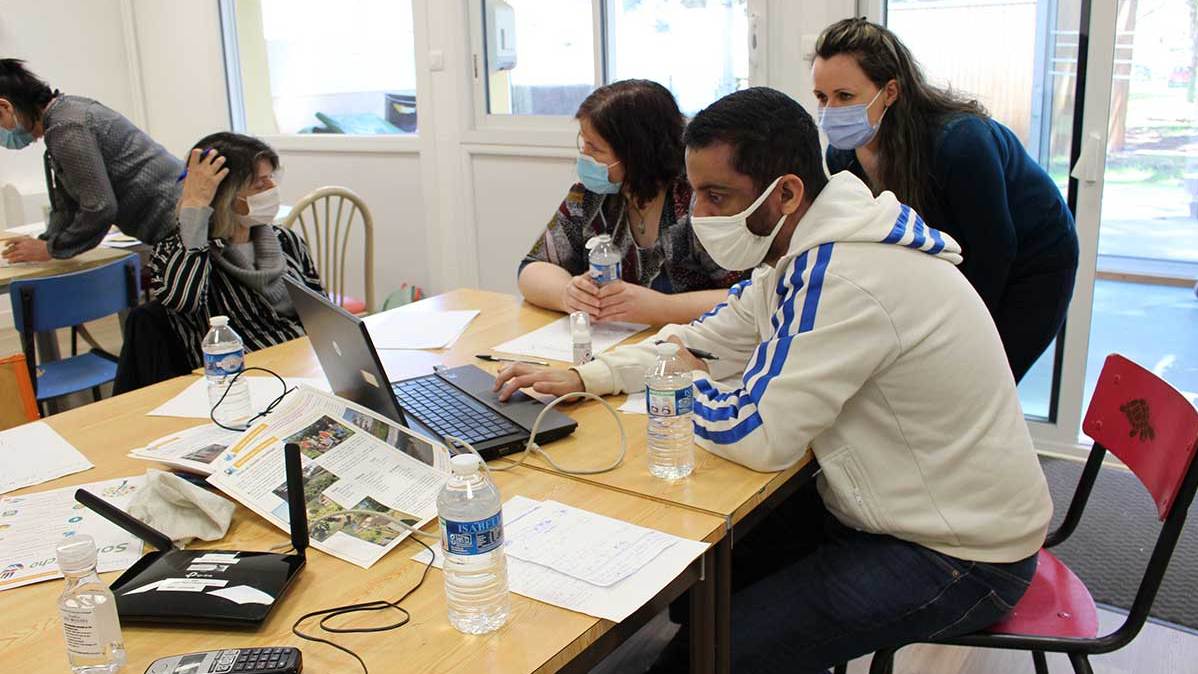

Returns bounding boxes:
[466,0,768,145]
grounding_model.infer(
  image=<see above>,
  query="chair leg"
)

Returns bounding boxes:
[1033,651,1049,674]
[833,665,848,674]
[1068,653,1093,674]
[91,386,102,402]
[868,649,895,674]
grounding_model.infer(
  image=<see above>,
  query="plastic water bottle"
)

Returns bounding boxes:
[571,311,593,365]
[438,453,509,634]
[646,342,695,480]
[202,315,252,428]
[586,234,621,286]
[56,535,126,674]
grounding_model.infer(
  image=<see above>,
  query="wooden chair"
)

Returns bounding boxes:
[0,353,39,430]
[281,186,375,314]
[855,354,1198,674]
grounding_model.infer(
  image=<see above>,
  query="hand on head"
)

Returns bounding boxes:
[179,148,228,210]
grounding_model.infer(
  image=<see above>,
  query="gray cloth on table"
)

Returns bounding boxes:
[41,94,183,259]
[178,209,295,318]
[127,469,235,544]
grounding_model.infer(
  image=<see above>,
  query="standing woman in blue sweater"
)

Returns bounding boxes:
[812,18,1079,382]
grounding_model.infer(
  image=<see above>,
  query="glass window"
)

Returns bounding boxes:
[606,0,750,115]
[225,0,418,135]
[483,0,596,115]
[480,0,751,117]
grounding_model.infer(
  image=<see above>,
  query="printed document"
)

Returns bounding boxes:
[207,386,451,568]
[0,475,145,591]
[129,424,245,475]
[364,308,479,350]
[0,421,92,494]
[491,316,648,363]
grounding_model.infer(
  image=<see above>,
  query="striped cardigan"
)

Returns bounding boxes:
[149,223,324,369]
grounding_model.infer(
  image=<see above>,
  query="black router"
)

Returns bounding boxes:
[74,443,309,627]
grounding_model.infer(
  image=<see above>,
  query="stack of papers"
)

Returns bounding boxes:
[414,496,708,622]
[0,475,145,591]
[148,376,330,419]
[129,424,245,475]
[363,308,479,350]
[491,316,648,363]
[0,422,92,495]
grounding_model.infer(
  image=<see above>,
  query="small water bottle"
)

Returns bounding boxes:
[438,453,509,634]
[586,234,621,286]
[571,311,593,365]
[56,535,126,674]
[646,342,695,480]
[202,315,252,428]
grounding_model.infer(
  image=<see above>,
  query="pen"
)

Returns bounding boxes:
[654,340,720,361]
[177,148,214,182]
[476,354,551,367]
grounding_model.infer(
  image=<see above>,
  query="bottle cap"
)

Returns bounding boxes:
[655,342,681,357]
[584,234,612,250]
[570,311,591,337]
[449,453,483,475]
[209,315,230,327]
[55,534,98,574]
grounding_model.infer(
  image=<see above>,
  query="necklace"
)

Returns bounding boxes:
[628,201,648,236]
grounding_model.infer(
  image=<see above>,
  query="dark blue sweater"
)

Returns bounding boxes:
[827,115,1078,314]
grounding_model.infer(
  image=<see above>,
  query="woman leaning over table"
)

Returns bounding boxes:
[150,132,324,368]
[517,79,749,325]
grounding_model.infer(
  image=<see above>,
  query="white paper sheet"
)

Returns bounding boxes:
[618,392,647,415]
[129,424,246,475]
[0,422,93,495]
[364,309,479,350]
[413,496,708,622]
[147,376,330,419]
[491,316,648,363]
[0,475,145,591]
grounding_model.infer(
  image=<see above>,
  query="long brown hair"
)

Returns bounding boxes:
[814,18,986,215]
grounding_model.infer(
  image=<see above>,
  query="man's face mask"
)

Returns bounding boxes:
[690,176,786,271]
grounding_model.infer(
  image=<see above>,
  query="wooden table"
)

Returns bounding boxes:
[241,288,817,673]
[0,374,726,674]
[0,229,132,290]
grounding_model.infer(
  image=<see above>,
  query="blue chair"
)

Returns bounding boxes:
[10,255,141,413]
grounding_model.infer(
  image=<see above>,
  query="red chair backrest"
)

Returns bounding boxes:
[1082,355,1198,520]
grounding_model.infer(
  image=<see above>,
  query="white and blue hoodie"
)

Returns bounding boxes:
[575,172,1052,563]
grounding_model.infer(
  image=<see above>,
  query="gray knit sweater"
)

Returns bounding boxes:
[41,95,183,258]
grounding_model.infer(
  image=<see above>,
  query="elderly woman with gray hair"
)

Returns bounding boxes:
[149,132,324,368]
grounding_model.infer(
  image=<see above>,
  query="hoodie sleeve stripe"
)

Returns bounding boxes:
[905,215,928,249]
[880,204,910,244]
[927,226,946,255]
[692,278,754,325]
[692,244,834,444]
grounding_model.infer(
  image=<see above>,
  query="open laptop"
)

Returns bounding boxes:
[285,278,577,459]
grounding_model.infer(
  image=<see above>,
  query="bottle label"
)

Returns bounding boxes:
[573,341,593,366]
[441,512,504,556]
[647,386,694,417]
[60,603,117,657]
[204,347,245,379]
[590,261,621,285]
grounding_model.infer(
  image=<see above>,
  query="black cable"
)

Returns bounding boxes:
[290,529,436,674]
[208,366,295,431]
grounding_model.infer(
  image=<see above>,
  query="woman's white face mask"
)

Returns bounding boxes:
[235,186,281,227]
[690,176,786,271]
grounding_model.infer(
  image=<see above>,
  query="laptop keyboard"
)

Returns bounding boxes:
[392,375,522,445]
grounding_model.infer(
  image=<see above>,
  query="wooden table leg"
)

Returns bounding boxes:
[689,546,717,674]
[713,536,732,674]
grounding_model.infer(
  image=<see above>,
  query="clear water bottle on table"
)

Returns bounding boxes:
[56,534,126,674]
[438,453,510,634]
[646,342,695,480]
[586,234,621,287]
[202,315,252,428]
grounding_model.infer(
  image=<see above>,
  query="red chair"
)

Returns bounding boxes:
[859,354,1198,674]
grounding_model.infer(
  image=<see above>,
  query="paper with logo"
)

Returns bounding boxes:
[128,424,245,475]
[146,376,331,419]
[491,316,648,363]
[207,386,451,568]
[0,421,93,494]
[0,476,145,591]
[413,496,709,622]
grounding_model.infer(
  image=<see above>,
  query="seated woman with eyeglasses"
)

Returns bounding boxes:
[150,132,324,368]
[517,79,749,325]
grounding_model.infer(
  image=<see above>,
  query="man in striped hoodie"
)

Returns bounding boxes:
[495,87,1052,672]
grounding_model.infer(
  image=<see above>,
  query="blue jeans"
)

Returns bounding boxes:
[729,514,1037,673]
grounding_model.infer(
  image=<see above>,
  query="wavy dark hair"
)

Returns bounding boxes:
[814,18,986,215]
[576,79,685,208]
[191,132,279,240]
[0,59,56,128]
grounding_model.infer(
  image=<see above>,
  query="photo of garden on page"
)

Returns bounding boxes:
[207,386,450,568]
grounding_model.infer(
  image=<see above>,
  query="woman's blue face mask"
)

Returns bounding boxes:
[577,153,622,194]
[0,104,34,150]
[818,89,888,151]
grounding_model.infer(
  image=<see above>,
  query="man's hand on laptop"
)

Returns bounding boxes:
[494,363,585,402]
